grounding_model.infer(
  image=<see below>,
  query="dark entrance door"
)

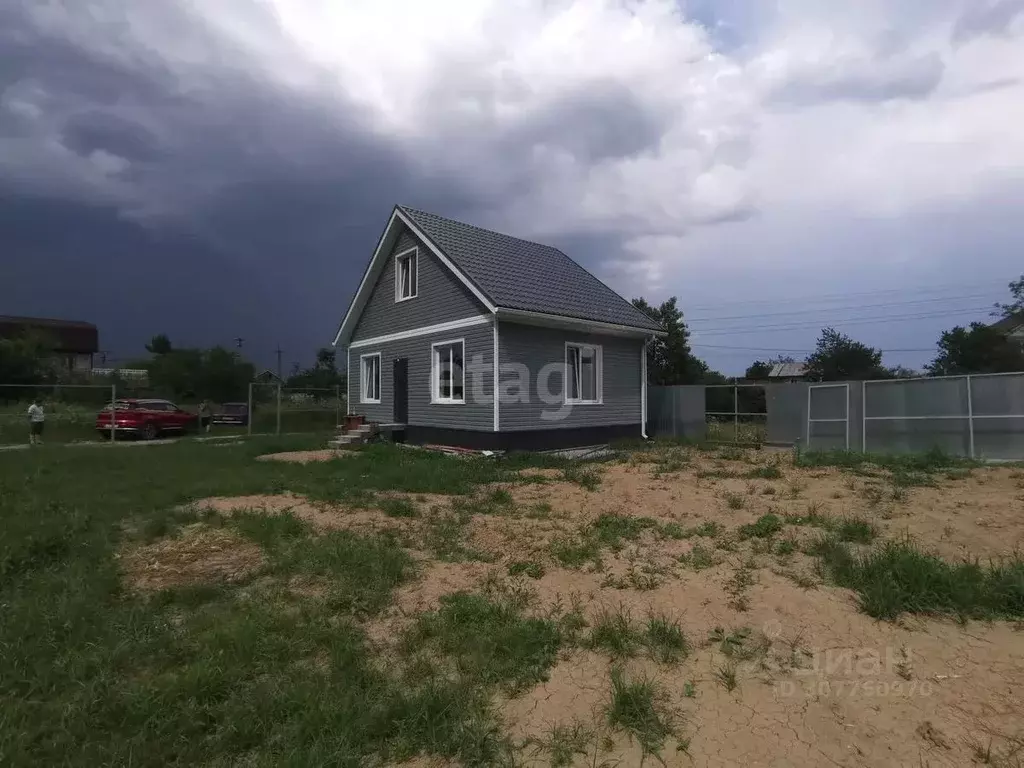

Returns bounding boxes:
[393,358,409,423]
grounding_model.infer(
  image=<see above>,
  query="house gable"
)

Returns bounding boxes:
[350,226,489,342]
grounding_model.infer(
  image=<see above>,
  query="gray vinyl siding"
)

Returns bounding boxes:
[498,323,643,431]
[351,228,487,341]
[349,321,494,431]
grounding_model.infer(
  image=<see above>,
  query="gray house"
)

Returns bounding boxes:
[333,206,665,450]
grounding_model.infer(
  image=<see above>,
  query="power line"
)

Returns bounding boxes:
[686,293,999,323]
[680,280,1006,311]
[691,343,936,353]
[689,306,992,336]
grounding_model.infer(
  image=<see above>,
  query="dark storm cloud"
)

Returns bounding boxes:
[0,5,481,367]
[510,81,670,164]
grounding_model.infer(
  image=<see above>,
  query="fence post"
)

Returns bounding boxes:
[966,375,975,460]
[862,380,867,452]
[247,382,253,437]
[110,383,116,444]
[276,383,282,436]
[733,385,739,443]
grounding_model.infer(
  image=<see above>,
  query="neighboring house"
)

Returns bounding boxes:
[333,206,665,450]
[254,369,283,384]
[0,315,98,374]
[768,362,809,382]
[991,313,1024,344]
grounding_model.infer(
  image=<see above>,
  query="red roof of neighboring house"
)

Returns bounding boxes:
[0,315,99,354]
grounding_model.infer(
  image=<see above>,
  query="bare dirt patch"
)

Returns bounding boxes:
[256,449,354,463]
[189,492,407,534]
[122,524,264,591]
[358,448,1024,766]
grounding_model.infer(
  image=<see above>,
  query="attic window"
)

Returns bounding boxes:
[395,248,418,302]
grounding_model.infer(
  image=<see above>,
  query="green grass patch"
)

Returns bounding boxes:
[679,543,717,571]
[0,439,594,765]
[644,614,689,664]
[508,560,545,579]
[738,513,783,539]
[379,497,419,518]
[607,669,674,757]
[813,537,1024,620]
[835,517,877,544]
[745,464,783,480]
[404,591,562,694]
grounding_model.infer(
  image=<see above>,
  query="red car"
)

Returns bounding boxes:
[96,399,199,440]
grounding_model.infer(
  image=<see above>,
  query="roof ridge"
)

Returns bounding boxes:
[398,205,561,253]
[398,206,658,328]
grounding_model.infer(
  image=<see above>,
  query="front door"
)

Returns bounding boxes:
[393,358,409,424]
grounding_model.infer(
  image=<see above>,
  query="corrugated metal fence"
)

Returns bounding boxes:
[649,372,1024,461]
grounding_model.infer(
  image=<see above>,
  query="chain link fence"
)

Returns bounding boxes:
[0,380,346,447]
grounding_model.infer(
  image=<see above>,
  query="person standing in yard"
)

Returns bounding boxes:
[27,399,45,445]
[198,400,212,434]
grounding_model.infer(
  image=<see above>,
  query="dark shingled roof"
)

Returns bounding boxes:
[0,316,98,353]
[398,206,663,332]
[991,312,1024,332]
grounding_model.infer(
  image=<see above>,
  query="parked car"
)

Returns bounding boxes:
[212,402,250,426]
[95,399,198,440]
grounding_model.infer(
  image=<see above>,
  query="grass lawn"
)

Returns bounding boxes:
[0,438,577,767]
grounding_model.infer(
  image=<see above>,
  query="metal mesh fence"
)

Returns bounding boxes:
[650,372,1024,459]
[0,383,115,446]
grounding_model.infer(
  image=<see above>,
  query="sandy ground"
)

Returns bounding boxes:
[255,449,353,463]
[125,448,1024,766]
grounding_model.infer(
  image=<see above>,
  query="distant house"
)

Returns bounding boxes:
[0,315,98,374]
[768,362,809,382]
[333,205,665,450]
[991,313,1024,344]
[254,369,283,384]
[91,367,150,382]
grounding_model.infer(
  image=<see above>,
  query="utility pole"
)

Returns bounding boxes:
[234,337,245,349]
[275,346,284,380]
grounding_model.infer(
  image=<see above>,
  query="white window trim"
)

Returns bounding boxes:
[431,338,466,405]
[564,342,603,405]
[359,352,381,404]
[394,247,418,303]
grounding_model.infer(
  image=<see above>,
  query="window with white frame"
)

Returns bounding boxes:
[395,248,418,301]
[360,353,381,403]
[565,343,602,404]
[431,340,465,403]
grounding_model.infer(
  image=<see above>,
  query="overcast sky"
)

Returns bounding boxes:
[2,0,1023,374]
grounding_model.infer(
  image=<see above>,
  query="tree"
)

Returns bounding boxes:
[994,274,1024,319]
[632,296,709,385]
[0,333,50,388]
[927,323,1024,376]
[145,334,173,355]
[805,328,886,381]
[145,344,254,401]
[286,347,346,390]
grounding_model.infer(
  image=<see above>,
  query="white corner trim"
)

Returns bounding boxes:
[348,315,490,349]
[564,341,603,405]
[346,346,351,412]
[430,337,466,404]
[493,318,499,431]
[395,209,497,314]
[393,246,419,303]
[358,352,382,404]
[495,307,665,337]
